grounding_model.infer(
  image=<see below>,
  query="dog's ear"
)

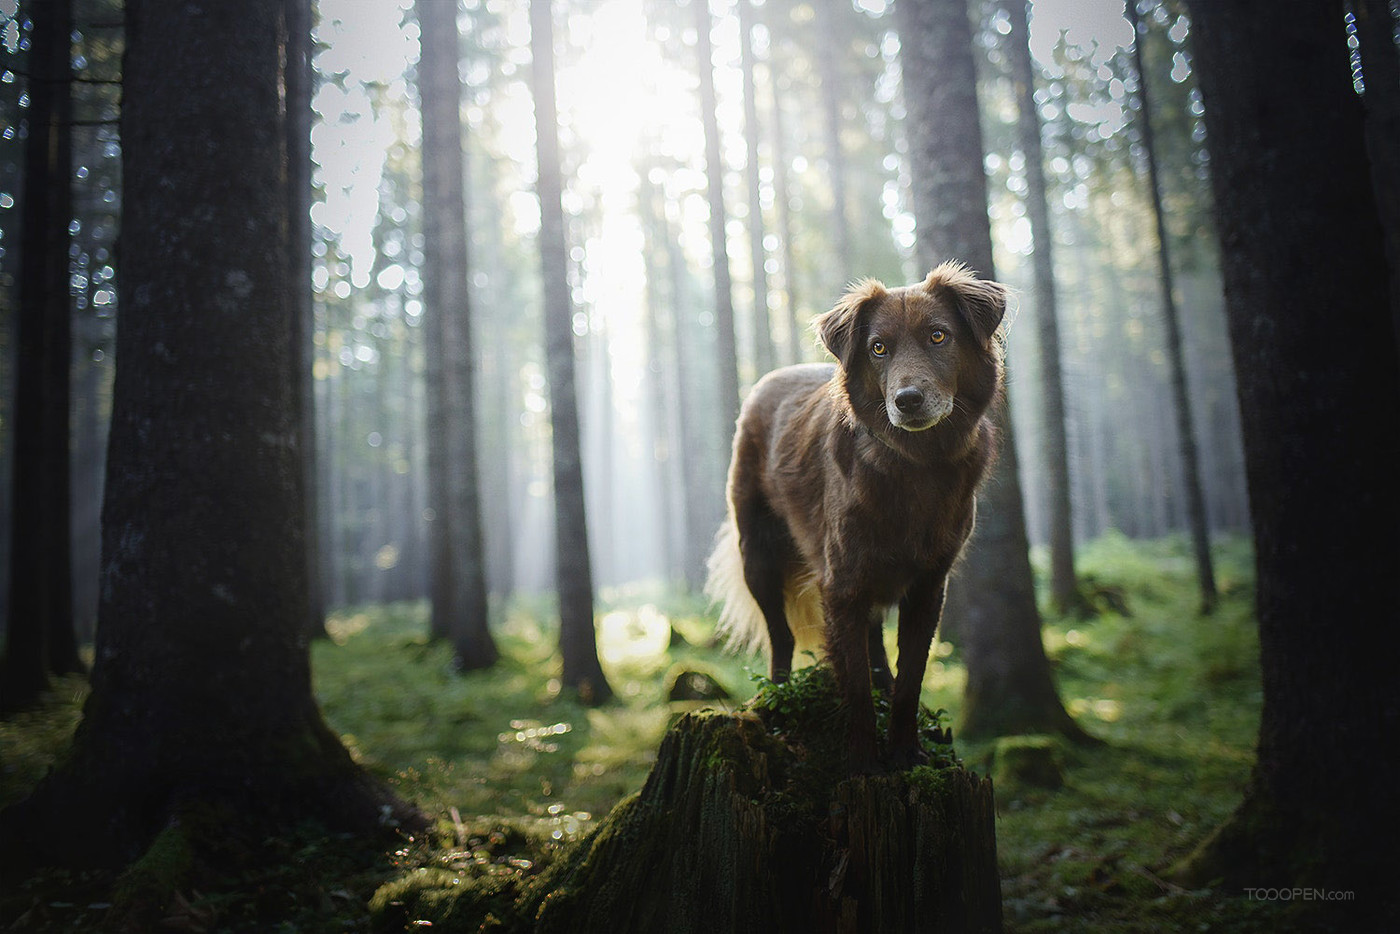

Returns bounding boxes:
[924,261,1007,348]
[815,278,887,362]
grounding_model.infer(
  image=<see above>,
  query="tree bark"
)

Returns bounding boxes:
[418,0,499,671]
[521,709,1000,933]
[768,53,805,367]
[0,0,418,871]
[1354,0,1400,336]
[1178,1,1400,922]
[2,0,80,714]
[530,0,612,704]
[1003,0,1086,617]
[285,0,328,640]
[739,0,775,378]
[694,0,743,430]
[815,0,854,276]
[894,0,1087,742]
[1125,0,1217,614]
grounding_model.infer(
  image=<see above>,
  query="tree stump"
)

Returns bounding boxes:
[520,669,1001,933]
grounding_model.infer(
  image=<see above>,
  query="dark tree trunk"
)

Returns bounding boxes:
[694,0,743,430]
[418,0,498,671]
[2,0,80,714]
[894,0,1087,742]
[739,0,775,378]
[0,0,417,871]
[1355,0,1400,332]
[1178,1,1400,922]
[530,0,611,704]
[1125,0,1217,614]
[815,0,854,275]
[768,56,804,366]
[1004,0,1085,617]
[286,0,328,640]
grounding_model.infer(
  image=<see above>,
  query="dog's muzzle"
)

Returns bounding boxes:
[888,387,953,431]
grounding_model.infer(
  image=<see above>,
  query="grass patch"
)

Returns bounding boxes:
[2,535,1290,931]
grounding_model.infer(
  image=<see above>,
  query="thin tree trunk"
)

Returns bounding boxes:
[531,0,611,704]
[739,0,775,379]
[286,0,327,639]
[1125,0,1217,613]
[1004,0,1085,616]
[815,0,853,274]
[638,174,682,581]
[768,48,804,366]
[666,200,712,591]
[694,0,743,430]
[2,0,78,713]
[1178,3,1399,923]
[419,0,498,669]
[894,0,1088,742]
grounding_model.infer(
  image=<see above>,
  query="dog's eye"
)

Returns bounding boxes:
[931,330,947,345]
[870,340,887,357]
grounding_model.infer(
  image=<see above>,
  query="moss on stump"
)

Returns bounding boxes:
[517,668,1001,933]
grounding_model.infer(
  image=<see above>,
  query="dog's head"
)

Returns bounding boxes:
[815,262,1007,434]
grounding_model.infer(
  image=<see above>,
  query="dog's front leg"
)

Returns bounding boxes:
[888,574,949,768]
[824,590,880,772]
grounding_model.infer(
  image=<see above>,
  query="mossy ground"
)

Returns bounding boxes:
[0,535,1297,931]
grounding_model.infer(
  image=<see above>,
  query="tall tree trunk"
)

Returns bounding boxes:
[1125,0,1217,614]
[1177,3,1400,923]
[2,0,80,714]
[694,0,743,430]
[767,45,804,366]
[286,0,328,640]
[640,174,711,591]
[1004,0,1085,616]
[1355,0,1400,333]
[738,0,775,379]
[418,0,498,670]
[0,0,417,868]
[530,0,612,704]
[814,0,854,275]
[638,174,682,582]
[894,0,1087,742]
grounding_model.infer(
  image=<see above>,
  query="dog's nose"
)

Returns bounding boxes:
[894,387,925,413]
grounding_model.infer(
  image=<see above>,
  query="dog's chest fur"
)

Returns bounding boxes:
[767,394,989,605]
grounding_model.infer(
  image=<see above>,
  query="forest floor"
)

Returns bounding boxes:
[1,534,1298,932]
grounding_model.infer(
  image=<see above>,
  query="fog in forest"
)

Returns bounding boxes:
[0,0,1248,627]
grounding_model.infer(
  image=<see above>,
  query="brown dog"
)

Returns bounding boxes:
[706,262,1007,770]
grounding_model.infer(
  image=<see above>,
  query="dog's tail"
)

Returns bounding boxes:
[704,516,825,663]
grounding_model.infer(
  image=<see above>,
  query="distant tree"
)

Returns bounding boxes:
[1,0,82,715]
[530,0,612,703]
[1124,0,1216,614]
[1002,0,1086,617]
[286,0,328,639]
[637,165,712,591]
[0,0,416,864]
[1178,1,1399,920]
[894,0,1086,741]
[766,50,805,366]
[813,0,854,275]
[693,0,743,428]
[417,0,499,671]
[738,0,775,378]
